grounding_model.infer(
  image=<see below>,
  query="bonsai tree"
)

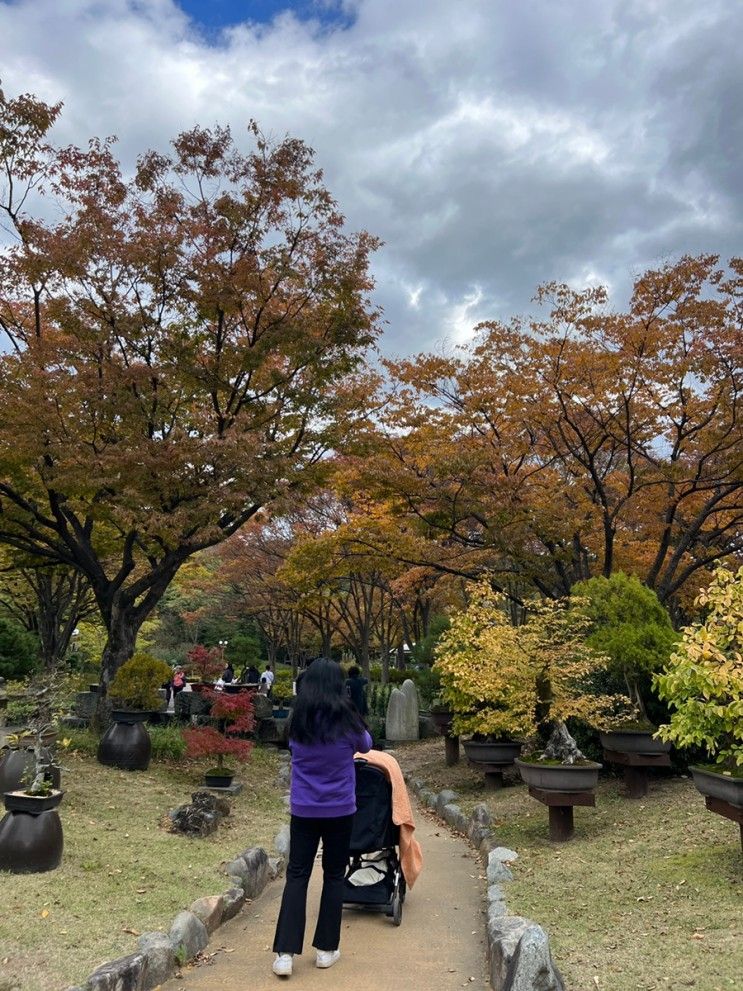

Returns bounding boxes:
[5,672,68,795]
[186,645,224,684]
[183,689,255,778]
[108,652,172,711]
[434,581,634,762]
[272,670,295,703]
[654,566,743,772]
[572,573,678,724]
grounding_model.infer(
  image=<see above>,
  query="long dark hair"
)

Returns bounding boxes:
[289,658,366,744]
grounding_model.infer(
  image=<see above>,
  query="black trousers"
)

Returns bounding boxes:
[273,813,354,954]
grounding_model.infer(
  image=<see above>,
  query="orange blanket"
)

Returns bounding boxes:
[353,748,423,889]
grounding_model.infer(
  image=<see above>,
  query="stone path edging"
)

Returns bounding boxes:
[404,774,566,991]
[63,751,292,991]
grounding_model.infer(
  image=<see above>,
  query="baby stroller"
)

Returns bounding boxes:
[342,758,407,926]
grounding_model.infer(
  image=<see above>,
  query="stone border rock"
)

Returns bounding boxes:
[405,775,566,991]
[63,750,292,991]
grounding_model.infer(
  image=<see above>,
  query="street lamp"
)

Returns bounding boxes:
[218,640,229,662]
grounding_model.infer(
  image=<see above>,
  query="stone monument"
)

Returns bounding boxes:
[385,678,420,741]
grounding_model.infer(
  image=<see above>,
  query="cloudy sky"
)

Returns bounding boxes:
[0,0,741,355]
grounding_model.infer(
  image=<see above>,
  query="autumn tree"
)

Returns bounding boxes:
[0,549,96,671]
[360,255,743,611]
[0,89,380,693]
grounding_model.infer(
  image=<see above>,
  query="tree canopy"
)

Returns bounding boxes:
[0,89,380,684]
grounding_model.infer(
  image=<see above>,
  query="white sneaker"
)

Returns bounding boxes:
[316,949,340,969]
[272,953,293,977]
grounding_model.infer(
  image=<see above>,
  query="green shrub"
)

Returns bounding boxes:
[366,714,386,743]
[5,696,36,724]
[0,618,40,680]
[109,652,172,710]
[149,724,187,761]
[410,614,451,666]
[368,682,393,717]
[272,670,294,699]
[572,572,677,721]
[63,727,98,755]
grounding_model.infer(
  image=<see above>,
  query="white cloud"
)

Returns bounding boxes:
[1,0,741,355]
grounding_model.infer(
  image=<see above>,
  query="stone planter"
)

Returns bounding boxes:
[599,729,670,755]
[690,766,743,808]
[97,711,152,771]
[515,758,602,792]
[0,789,64,873]
[463,739,522,765]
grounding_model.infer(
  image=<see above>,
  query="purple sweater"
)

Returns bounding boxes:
[289,729,372,818]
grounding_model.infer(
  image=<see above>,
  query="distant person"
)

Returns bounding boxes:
[271,658,372,977]
[345,665,368,717]
[260,663,275,696]
[242,663,261,685]
[221,661,235,684]
[171,666,186,697]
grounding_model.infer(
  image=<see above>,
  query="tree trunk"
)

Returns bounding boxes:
[360,638,370,679]
[94,608,142,729]
[542,722,586,764]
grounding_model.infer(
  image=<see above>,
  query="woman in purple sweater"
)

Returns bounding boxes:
[272,658,372,978]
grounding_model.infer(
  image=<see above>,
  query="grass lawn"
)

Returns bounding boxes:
[397,738,742,991]
[0,741,285,991]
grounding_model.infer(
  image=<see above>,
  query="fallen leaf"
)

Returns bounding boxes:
[40,909,49,919]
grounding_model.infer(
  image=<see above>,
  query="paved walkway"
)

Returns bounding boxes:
[160,802,489,991]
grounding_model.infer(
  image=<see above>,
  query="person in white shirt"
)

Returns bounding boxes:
[260,664,275,696]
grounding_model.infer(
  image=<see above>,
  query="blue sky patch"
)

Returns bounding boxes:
[175,1,353,33]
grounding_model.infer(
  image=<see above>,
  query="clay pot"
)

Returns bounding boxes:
[0,790,64,873]
[97,711,152,770]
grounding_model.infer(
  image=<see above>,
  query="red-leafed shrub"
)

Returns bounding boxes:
[186,645,223,682]
[183,688,256,775]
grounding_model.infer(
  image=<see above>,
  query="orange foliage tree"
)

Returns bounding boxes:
[359,255,743,615]
[0,88,380,692]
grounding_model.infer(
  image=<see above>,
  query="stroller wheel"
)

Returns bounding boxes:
[391,890,402,926]
[399,875,407,904]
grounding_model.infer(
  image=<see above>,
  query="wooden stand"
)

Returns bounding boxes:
[602,748,671,799]
[528,786,595,841]
[704,796,743,855]
[467,759,513,790]
[444,734,460,766]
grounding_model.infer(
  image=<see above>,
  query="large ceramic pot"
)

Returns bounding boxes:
[97,710,152,771]
[690,766,743,808]
[463,739,523,765]
[599,729,670,755]
[0,790,64,873]
[515,758,602,792]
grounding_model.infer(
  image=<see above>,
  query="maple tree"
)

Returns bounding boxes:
[359,255,743,612]
[0,88,380,693]
[182,687,255,774]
